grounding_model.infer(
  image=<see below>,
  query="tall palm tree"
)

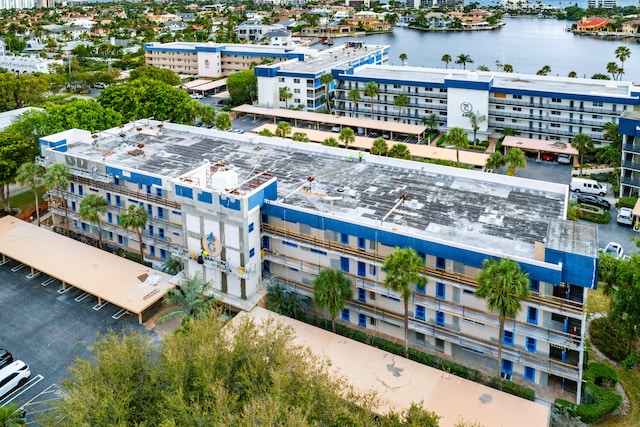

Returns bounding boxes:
[347,88,360,117]
[422,113,439,133]
[120,204,148,264]
[606,61,622,80]
[504,147,527,176]
[455,53,474,70]
[568,71,578,78]
[399,52,408,65]
[320,73,334,113]
[615,45,631,72]
[339,127,355,148]
[16,162,43,226]
[446,127,469,166]
[382,247,427,357]
[394,94,408,122]
[536,65,551,76]
[476,258,530,389]
[279,86,292,109]
[364,81,379,119]
[603,122,622,150]
[275,121,291,138]
[160,271,216,323]
[371,137,389,156]
[0,402,25,426]
[463,110,486,145]
[312,268,353,333]
[571,133,594,176]
[441,54,452,69]
[79,194,108,248]
[502,64,514,73]
[485,151,505,173]
[215,112,231,131]
[44,162,71,236]
[388,143,411,160]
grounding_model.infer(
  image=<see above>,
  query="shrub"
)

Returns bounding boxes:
[589,317,630,361]
[258,128,273,137]
[578,210,610,224]
[486,377,536,401]
[622,351,640,370]
[584,362,617,387]
[616,197,638,209]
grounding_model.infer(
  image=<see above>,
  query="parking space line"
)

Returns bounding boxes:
[26,271,40,279]
[74,292,90,302]
[41,277,57,287]
[11,264,26,272]
[0,374,44,406]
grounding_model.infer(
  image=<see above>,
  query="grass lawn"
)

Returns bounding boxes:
[587,287,611,314]
[0,186,47,214]
[596,367,640,426]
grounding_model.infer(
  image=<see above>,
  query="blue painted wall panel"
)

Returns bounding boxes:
[445,78,493,91]
[105,167,161,187]
[545,248,598,289]
[175,185,193,199]
[248,181,278,211]
[197,191,213,204]
[219,195,241,210]
[619,116,640,136]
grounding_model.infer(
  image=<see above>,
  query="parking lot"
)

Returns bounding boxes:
[0,257,158,424]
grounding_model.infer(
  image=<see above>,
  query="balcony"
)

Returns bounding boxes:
[621,176,640,188]
[623,143,640,154]
[622,160,640,172]
[490,98,621,115]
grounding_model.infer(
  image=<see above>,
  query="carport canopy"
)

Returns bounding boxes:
[0,216,175,324]
[501,136,579,159]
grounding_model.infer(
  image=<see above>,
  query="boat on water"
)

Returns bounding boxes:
[320,36,334,46]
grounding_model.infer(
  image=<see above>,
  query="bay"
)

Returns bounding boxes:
[324,17,640,81]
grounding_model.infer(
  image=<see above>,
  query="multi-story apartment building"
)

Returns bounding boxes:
[38,121,597,404]
[0,0,33,10]
[0,55,62,74]
[618,110,640,199]
[255,41,389,112]
[332,65,640,146]
[143,42,305,79]
[588,0,616,8]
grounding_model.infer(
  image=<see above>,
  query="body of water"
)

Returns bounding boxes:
[325,18,640,81]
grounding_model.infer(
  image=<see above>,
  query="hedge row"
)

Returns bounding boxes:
[578,210,611,224]
[616,197,638,209]
[589,317,630,362]
[486,377,536,401]
[555,363,622,423]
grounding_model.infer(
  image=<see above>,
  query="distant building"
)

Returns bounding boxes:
[0,0,34,10]
[0,55,62,74]
[587,0,616,8]
[237,21,285,42]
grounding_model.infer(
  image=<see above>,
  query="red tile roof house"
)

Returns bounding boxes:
[576,16,612,32]
[622,19,640,35]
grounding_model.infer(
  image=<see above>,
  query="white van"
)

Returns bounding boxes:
[570,178,606,196]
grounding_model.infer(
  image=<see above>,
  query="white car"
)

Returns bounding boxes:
[0,360,30,398]
[603,242,624,259]
[189,93,203,99]
[617,207,633,225]
[557,153,572,164]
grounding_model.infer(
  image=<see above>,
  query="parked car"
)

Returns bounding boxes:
[0,349,12,369]
[93,82,108,89]
[331,126,340,133]
[541,152,555,161]
[189,93,203,99]
[0,360,30,398]
[576,194,611,210]
[557,153,572,164]
[603,242,624,259]
[617,207,633,225]
[369,131,378,138]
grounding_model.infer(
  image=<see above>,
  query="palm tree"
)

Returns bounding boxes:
[339,127,355,148]
[536,65,551,76]
[476,258,531,389]
[571,133,594,176]
[399,52,408,65]
[615,45,631,72]
[382,247,426,357]
[504,147,527,176]
[199,105,216,128]
[322,137,339,147]
[79,194,108,249]
[441,54,452,69]
[161,257,183,275]
[347,88,360,117]
[120,204,148,265]
[364,81,379,119]
[320,73,334,113]
[371,137,389,156]
[422,113,439,133]
[0,402,25,426]
[455,54,474,70]
[292,132,309,142]
[275,121,292,138]
[389,143,411,160]
[477,65,490,71]
[463,110,486,146]
[394,94,408,122]
[606,62,622,80]
[485,151,505,173]
[312,268,353,333]
[446,127,469,166]
[16,162,43,226]
[44,162,71,236]
[502,64,514,73]
[568,71,578,78]
[279,86,292,109]
[603,122,622,150]
[161,272,216,323]
[215,112,231,131]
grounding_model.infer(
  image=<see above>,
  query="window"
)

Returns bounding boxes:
[81,223,87,232]
[70,183,75,193]
[436,257,445,269]
[148,225,154,236]
[294,88,300,94]
[282,241,298,248]
[551,98,561,103]
[160,249,167,259]
[369,265,376,276]
[117,234,123,244]
[150,246,155,256]
[501,359,513,378]
[341,309,350,321]
[436,311,444,326]
[248,222,255,233]
[340,256,349,272]
[358,313,366,327]
[415,305,425,320]
[78,185,84,196]
[370,317,376,326]
[503,330,514,346]
[293,78,300,84]
[310,248,327,255]
[593,101,603,107]
[527,307,538,325]
[157,207,164,219]
[146,185,151,195]
[357,261,366,277]
[416,282,426,293]
[147,204,153,216]
[436,282,445,299]
[156,188,163,197]
[524,366,535,382]
[106,193,111,203]
[71,201,76,211]
[529,280,539,292]
[249,248,255,258]
[358,237,366,249]
[550,123,560,128]
[513,95,522,100]
[114,176,120,185]
[115,195,122,207]
[551,110,561,115]
[159,228,165,239]
[526,337,536,353]
[358,288,366,302]
[107,213,113,223]
[340,233,349,244]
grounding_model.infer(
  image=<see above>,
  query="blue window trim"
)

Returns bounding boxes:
[502,359,513,375]
[248,222,255,233]
[530,279,540,293]
[340,233,349,244]
[415,305,425,320]
[358,237,366,249]
[435,311,444,326]
[160,249,167,259]
[310,248,327,255]
[358,313,366,327]
[157,206,164,219]
[357,288,366,302]
[282,240,298,248]
[357,261,366,277]
[249,248,255,258]
[416,282,426,293]
[341,309,350,321]
[436,282,445,299]
[527,307,538,325]
[340,256,349,272]
[159,228,165,239]
[526,337,537,353]
[524,366,535,382]
[503,330,514,346]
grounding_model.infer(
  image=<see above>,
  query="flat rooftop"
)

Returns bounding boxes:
[51,122,594,261]
[278,43,388,75]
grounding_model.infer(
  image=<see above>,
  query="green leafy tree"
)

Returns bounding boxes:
[79,194,108,248]
[312,268,353,333]
[0,132,33,213]
[446,127,469,166]
[339,127,356,148]
[485,151,505,173]
[0,402,25,426]
[199,105,217,128]
[279,86,292,109]
[322,137,339,147]
[394,94,408,121]
[382,247,427,357]
[596,146,621,167]
[568,71,578,78]
[129,65,180,86]
[371,137,389,156]
[15,162,44,225]
[259,128,274,137]
[292,131,309,142]
[536,65,551,76]
[161,272,216,323]
[463,110,486,146]
[275,121,292,138]
[399,52,408,65]
[320,73,334,113]
[476,258,531,389]
[120,204,148,264]
[364,81,379,119]
[347,88,361,117]
[571,133,594,176]
[455,54,474,70]
[44,162,71,235]
[389,143,411,160]
[161,257,183,275]
[226,70,257,104]
[441,54,452,69]
[611,271,640,354]
[266,282,309,320]
[504,147,527,176]
[215,111,232,131]
[603,122,622,150]
[422,113,438,133]
[615,45,631,73]
[502,64,514,73]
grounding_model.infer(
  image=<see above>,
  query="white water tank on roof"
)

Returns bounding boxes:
[210,169,239,191]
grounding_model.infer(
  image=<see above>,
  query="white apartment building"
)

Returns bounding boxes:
[0,55,62,74]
